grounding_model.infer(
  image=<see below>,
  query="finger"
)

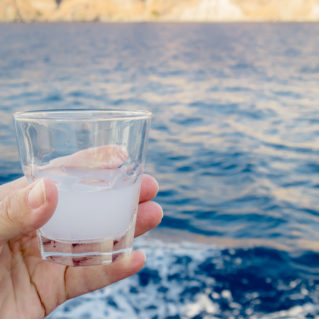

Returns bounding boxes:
[48,145,128,169]
[0,179,58,241]
[65,250,145,300]
[0,177,28,200]
[0,171,158,204]
[135,201,163,237]
[139,174,159,203]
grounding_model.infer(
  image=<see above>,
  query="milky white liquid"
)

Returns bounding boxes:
[35,168,141,241]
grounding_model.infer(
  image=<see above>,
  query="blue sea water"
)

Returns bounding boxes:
[1,22,319,318]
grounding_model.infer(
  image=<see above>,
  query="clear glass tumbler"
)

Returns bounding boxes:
[14,108,151,266]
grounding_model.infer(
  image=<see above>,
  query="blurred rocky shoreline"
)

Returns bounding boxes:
[1,0,319,22]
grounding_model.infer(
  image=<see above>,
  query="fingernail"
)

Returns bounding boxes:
[28,180,46,210]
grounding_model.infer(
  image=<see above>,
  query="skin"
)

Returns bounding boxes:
[0,174,162,319]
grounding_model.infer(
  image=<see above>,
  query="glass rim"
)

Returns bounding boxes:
[14,108,152,121]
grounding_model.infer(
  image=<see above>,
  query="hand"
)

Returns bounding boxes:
[0,174,162,319]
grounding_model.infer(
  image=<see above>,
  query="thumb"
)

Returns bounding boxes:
[0,179,58,242]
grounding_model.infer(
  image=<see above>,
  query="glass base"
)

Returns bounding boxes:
[38,234,133,266]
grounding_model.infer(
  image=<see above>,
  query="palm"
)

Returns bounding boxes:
[1,232,65,318]
[0,175,161,319]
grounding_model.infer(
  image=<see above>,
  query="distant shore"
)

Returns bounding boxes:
[1,0,319,23]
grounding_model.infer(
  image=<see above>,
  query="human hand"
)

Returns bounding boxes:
[0,174,162,319]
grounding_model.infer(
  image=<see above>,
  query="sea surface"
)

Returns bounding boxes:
[1,22,319,318]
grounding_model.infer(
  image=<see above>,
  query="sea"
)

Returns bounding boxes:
[1,22,319,318]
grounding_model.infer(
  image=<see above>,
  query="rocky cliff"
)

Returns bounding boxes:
[1,0,319,22]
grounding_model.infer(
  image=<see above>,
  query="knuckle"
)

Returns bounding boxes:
[1,196,16,225]
[0,195,24,230]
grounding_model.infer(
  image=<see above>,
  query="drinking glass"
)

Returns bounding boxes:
[14,108,151,266]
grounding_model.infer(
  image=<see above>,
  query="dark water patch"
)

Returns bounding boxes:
[161,216,222,237]
[0,173,23,185]
[153,123,170,132]
[299,208,319,218]
[262,141,318,155]
[225,86,251,92]
[272,89,303,99]
[157,189,178,198]
[172,117,203,126]
[167,155,189,161]
[281,180,311,188]
[300,65,319,74]
[45,93,64,102]
[291,251,319,271]
[176,165,193,173]
[188,101,239,113]
[297,162,319,174]
[164,197,201,207]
